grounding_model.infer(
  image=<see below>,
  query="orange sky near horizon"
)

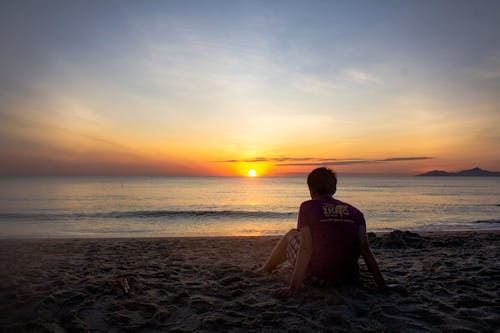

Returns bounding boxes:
[1,2,499,176]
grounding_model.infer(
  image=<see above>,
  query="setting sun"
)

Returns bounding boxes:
[247,169,257,177]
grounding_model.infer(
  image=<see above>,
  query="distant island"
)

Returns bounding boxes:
[417,167,500,177]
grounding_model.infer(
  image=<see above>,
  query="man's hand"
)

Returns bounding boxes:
[251,264,267,274]
[273,287,297,299]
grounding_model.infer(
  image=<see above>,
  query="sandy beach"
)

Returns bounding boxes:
[1,231,499,332]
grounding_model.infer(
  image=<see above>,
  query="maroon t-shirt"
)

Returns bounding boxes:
[297,196,365,282]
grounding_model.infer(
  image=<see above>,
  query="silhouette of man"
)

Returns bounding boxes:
[256,167,390,298]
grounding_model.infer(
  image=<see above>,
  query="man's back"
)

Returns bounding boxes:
[297,196,365,282]
[258,167,390,297]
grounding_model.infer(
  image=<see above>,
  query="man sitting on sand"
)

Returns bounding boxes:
[256,167,390,298]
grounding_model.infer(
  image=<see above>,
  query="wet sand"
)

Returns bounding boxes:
[1,231,499,332]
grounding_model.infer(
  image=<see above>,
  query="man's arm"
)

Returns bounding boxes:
[289,226,313,291]
[359,225,387,290]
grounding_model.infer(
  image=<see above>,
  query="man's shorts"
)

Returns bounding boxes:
[286,232,301,266]
[286,232,328,287]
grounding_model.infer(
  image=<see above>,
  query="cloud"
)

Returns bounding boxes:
[278,157,433,166]
[276,160,372,166]
[471,55,500,79]
[291,75,341,96]
[218,156,433,166]
[217,157,319,163]
[378,157,433,162]
[343,68,382,85]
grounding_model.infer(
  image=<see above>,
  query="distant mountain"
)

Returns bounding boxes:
[417,167,500,177]
[417,170,451,176]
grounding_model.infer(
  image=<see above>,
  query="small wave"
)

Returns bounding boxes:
[0,210,296,221]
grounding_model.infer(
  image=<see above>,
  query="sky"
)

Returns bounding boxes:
[1,0,499,176]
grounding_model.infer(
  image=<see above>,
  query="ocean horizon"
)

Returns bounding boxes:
[1,176,499,238]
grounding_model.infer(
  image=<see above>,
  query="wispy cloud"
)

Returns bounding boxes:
[379,157,432,162]
[217,157,320,163]
[291,75,341,96]
[470,55,500,79]
[277,160,372,166]
[218,156,433,166]
[278,157,433,166]
[343,68,382,85]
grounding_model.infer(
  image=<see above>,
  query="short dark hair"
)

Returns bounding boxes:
[307,167,337,196]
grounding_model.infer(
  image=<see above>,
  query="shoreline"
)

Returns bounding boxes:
[1,230,499,332]
[2,227,500,240]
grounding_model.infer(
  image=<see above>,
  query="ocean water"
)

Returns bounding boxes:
[0,176,499,238]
